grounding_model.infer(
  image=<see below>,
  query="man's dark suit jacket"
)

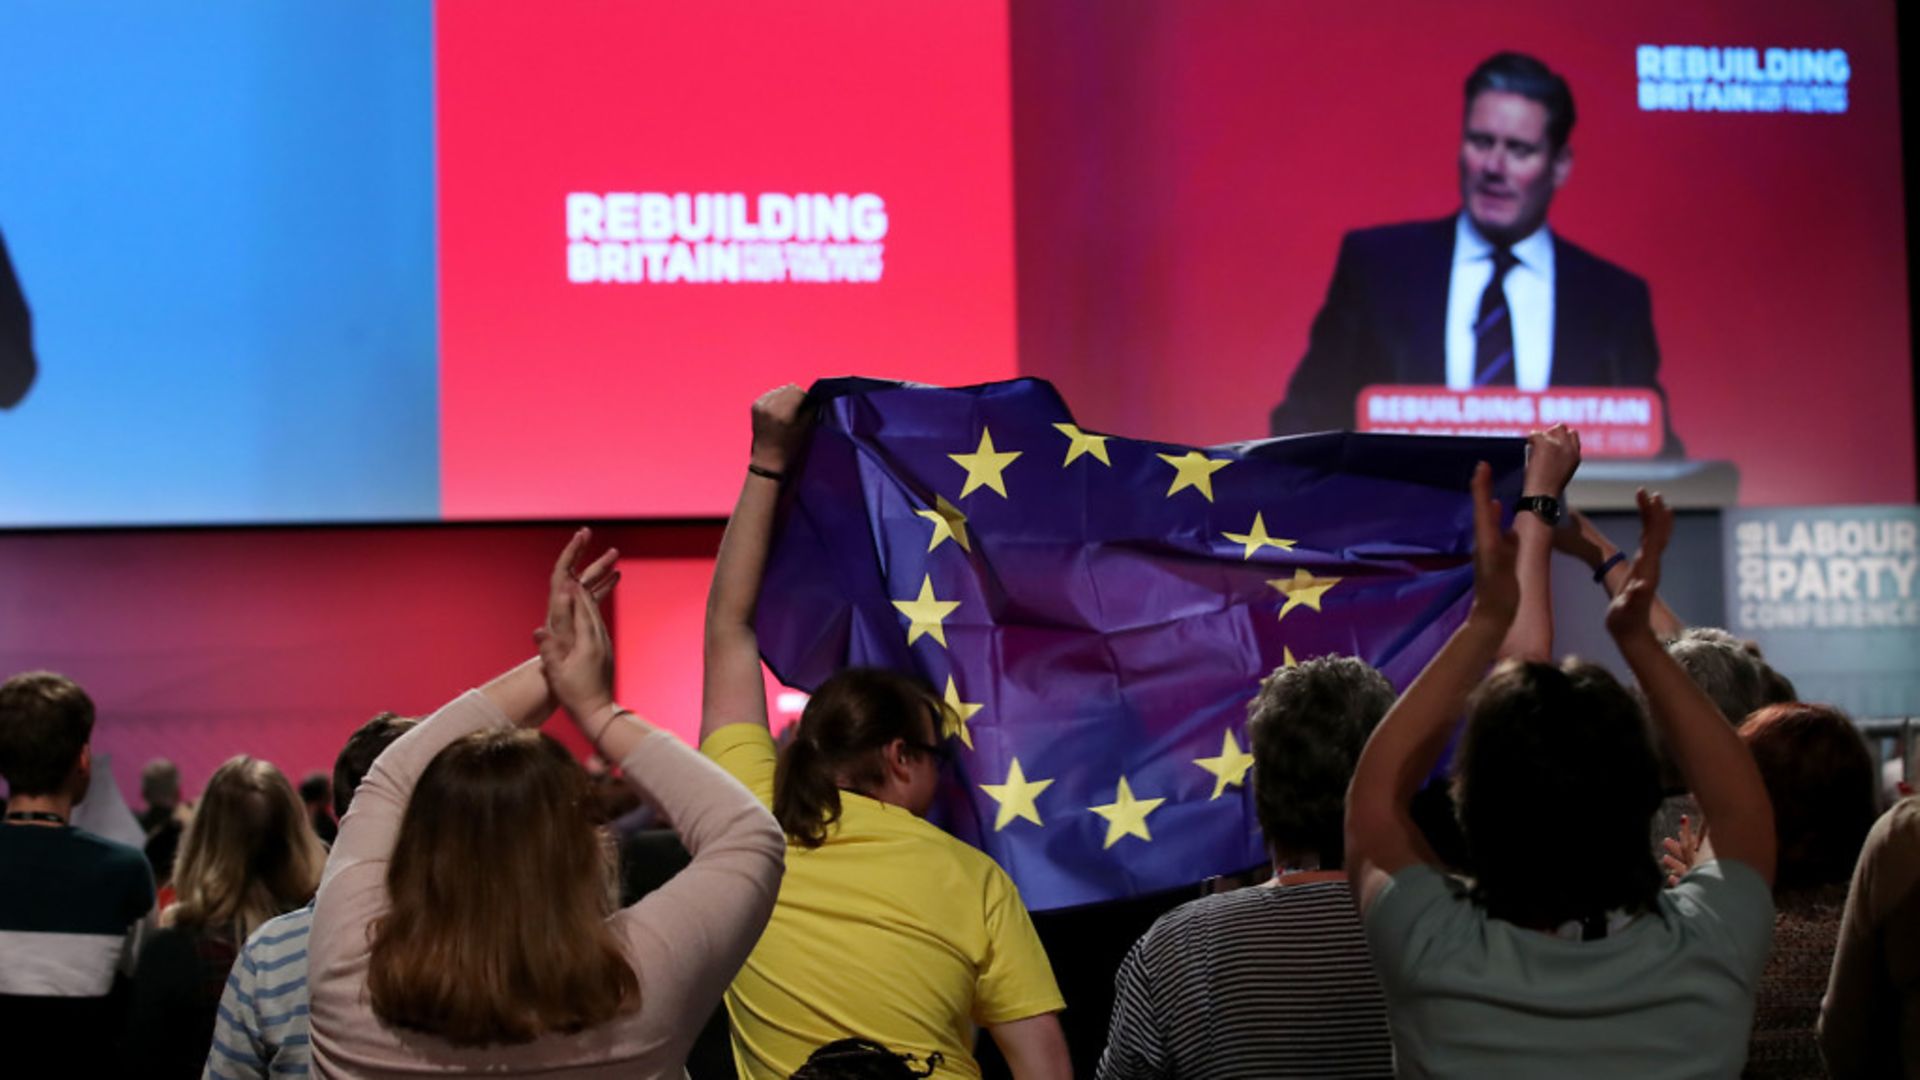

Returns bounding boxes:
[1269,216,1682,457]
[0,228,35,409]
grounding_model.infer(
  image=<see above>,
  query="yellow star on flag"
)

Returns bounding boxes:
[941,676,983,749]
[915,495,971,552]
[1157,451,1231,502]
[1089,776,1167,849]
[949,427,1022,498]
[1193,729,1256,799]
[1268,568,1342,623]
[981,758,1053,830]
[891,575,961,647]
[1221,512,1297,559]
[1053,423,1112,467]
[1283,646,1298,667]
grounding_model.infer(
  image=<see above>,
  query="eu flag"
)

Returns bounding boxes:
[755,377,1524,910]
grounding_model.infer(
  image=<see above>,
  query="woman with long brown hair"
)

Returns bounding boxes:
[126,755,327,1076]
[306,533,785,1077]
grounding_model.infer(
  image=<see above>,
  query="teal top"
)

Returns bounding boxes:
[1365,859,1774,1079]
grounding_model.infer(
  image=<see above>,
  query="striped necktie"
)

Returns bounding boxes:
[1473,246,1519,388]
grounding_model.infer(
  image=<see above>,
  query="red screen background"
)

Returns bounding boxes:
[438,0,1020,519]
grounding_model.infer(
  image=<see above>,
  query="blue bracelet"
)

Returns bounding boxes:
[1594,551,1628,583]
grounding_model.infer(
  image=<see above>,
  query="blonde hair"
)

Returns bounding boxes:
[164,755,327,942]
[368,728,637,1045]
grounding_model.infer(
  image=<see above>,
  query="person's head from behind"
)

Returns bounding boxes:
[1454,659,1664,929]
[167,755,328,941]
[1667,627,1795,726]
[1247,656,1394,869]
[332,711,418,820]
[1459,52,1575,246]
[774,668,948,847]
[141,757,181,812]
[1739,703,1878,893]
[369,727,634,1045]
[0,671,95,804]
[790,1038,941,1080]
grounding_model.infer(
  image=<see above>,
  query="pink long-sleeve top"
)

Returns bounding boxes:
[307,690,785,1078]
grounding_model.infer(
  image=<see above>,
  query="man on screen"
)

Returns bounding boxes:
[1269,52,1681,457]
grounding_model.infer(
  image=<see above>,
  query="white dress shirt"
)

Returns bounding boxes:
[1445,214,1555,391]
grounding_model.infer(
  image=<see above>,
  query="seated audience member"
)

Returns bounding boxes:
[0,672,157,1069]
[299,770,337,845]
[1646,628,1800,870]
[790,1038,941,1079]
[1820,795,1920,1078]
[204,712,417,1080]
[1669,704,1874,1078]
[1095,426,1574,1080]
[306,532,785,1076]
[1346,475,1778,1076]
[142,756,189,886]
[1097,658,1398,1079]
[127,755,327,1076]
[700,387,1070,1079]
[1666,628,1797,728]
[140,757,184,834]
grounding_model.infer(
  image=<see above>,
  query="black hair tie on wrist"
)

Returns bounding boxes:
[747,463,785,483]
[1594,551,1628,583]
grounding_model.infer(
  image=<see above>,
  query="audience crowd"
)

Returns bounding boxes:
[1,390,1914,1079]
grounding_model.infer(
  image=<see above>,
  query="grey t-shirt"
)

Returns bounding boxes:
[1364,859,1774,1079]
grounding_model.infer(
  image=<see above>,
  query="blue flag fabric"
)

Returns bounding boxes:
[754,376,1525,910]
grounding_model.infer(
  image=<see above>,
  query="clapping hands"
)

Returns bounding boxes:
[1468,461,1520,627]
[535,528,620,720]
[1604,489,1675,643]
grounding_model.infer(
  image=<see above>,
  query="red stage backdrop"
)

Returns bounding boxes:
[438,0,1019,520]
[1012,0,1910,505]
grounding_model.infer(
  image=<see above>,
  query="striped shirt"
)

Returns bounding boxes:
[1097,880,1393,1079]
[204,903,313,1078]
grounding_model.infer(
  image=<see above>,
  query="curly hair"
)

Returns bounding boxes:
[1666,627,1796,727]
[1246,656,1395,868]
[1454,659,1664,929]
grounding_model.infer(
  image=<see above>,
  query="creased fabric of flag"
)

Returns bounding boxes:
[754,376,1525,910]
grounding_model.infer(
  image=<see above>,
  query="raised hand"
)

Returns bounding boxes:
[1523,423,1581,497]
[1469,461,1520,627]
[1660,813,1708,888]
[750,384,810,475]
[1604,488,1675,641]
[536,528,618,720]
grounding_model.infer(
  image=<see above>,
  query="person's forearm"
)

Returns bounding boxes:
[701,471,781,742]
[1498,515,1553,662]
[1617,633,1775,879]
[1348,610,1506,867]
[573,702,664,768]
[1589,535,1685,640]
[478,657,556,729]
[991,1013,1073,1080]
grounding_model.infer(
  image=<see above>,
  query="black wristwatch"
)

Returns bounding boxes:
[1515,494,1562,527]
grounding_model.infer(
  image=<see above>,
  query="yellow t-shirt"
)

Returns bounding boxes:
[702,722,1065,1079]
